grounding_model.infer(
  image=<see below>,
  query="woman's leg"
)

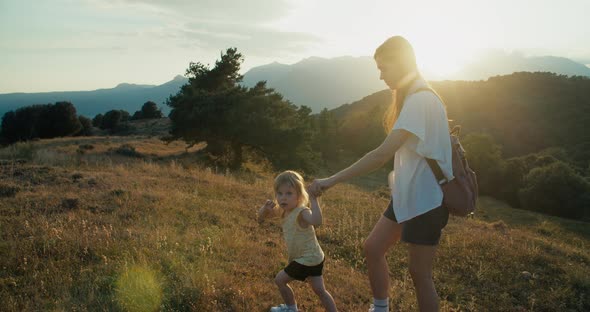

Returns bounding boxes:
[308,276,337,312]
[408,244,439,312]
[363,215,403,299]
[275,270,296,305]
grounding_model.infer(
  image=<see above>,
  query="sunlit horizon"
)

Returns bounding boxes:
[1,0,589,93]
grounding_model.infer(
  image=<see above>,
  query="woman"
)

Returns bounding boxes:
[308,36,453,312]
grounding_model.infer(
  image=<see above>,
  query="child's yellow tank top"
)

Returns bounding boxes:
[282,206,325,266]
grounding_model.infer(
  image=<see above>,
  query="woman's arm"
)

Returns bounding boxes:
[299,195,322,227]
[310,128,411,194]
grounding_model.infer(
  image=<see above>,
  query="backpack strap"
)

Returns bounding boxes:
[426,158,448,185]
[410,86,444,100]
[411,86,435,94]
[409,86,450,185]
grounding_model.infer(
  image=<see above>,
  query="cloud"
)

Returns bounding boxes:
[178,22,321,57]
[94,0,293,23]
[82,0,320,59]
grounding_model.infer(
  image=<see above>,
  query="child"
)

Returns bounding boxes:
[258,170,337,312]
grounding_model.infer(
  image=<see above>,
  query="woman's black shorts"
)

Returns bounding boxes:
[383,200,449,246]
[284,259,324,281]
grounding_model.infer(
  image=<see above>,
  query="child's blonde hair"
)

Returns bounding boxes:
[274,170,309,207]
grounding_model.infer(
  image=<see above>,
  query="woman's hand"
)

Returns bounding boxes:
[307,178,334,197]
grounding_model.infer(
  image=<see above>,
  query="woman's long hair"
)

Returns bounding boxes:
[374,36,421,132]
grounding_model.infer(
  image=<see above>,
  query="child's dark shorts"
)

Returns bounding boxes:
[284,259,324,281]
[383,200,449,246]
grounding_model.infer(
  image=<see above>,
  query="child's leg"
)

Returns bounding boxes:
[308,276,337,312]
[275,270,296,306]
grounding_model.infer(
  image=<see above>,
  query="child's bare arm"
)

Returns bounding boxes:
[257,199,277,223]
[299,194,323,226]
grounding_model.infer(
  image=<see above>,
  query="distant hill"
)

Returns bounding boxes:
[242,54,590,112]
[3,53,589,118]
[0,75,188,118]
[453,51,590,80]
[242,56,384,112]
[329,72,590,164]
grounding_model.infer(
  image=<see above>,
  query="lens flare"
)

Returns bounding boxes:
[115,265,163,312]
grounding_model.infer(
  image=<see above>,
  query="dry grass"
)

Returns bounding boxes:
[0,137,588,311]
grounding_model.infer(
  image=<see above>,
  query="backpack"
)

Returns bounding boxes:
[412,87,479,216]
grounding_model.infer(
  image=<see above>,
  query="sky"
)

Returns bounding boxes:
[0,0,589,93]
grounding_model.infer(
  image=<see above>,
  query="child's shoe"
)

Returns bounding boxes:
[368,303,388,312]
[270,303,297,312]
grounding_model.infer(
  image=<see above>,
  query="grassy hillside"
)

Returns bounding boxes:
[0,137,588,311]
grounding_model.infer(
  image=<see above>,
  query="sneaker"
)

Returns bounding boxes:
[368,303,388,312]
[269,304,297,312]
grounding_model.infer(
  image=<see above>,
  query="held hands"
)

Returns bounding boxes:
[307,178,333,197]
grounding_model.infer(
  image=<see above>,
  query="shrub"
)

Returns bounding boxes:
[61,198,80,210]
[0,141,36,160]
[462,133,505,195]
[113,144,142,158]
[131,101,163,120]
[519,161,590,219]
[101,110,130,131]
[76,115,93,136]
[0,183,19,198]
[92,114,104,127]
[78,144,94,150]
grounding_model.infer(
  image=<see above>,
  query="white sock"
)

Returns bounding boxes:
[373,298,389,312]
[287,303,298,311]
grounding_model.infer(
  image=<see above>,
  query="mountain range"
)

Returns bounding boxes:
[1,52,589,117]
[454,51,590,81]
[0,75,188,118]
[241,56,384,112]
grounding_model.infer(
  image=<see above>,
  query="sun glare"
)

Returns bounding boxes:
[412,40,480,79]
[115,266,163,312]
[370,0,487,79]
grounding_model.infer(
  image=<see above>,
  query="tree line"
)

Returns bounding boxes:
[0,101,164,144]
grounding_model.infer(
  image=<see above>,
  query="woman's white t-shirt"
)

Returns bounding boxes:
[388,79,454,223]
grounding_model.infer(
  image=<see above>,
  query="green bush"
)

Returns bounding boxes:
[499,153,561,208]
[519,161,590,220]
[462,133,505,195]
[0,141,36,160]
[113,144,142,158]
[0,183,19,198]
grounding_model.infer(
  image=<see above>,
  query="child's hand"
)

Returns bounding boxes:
[306,185,322,198]
[258,199,276,223]
[262,199,276,211]
[308,189,317,199]
[308,178,332,197]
